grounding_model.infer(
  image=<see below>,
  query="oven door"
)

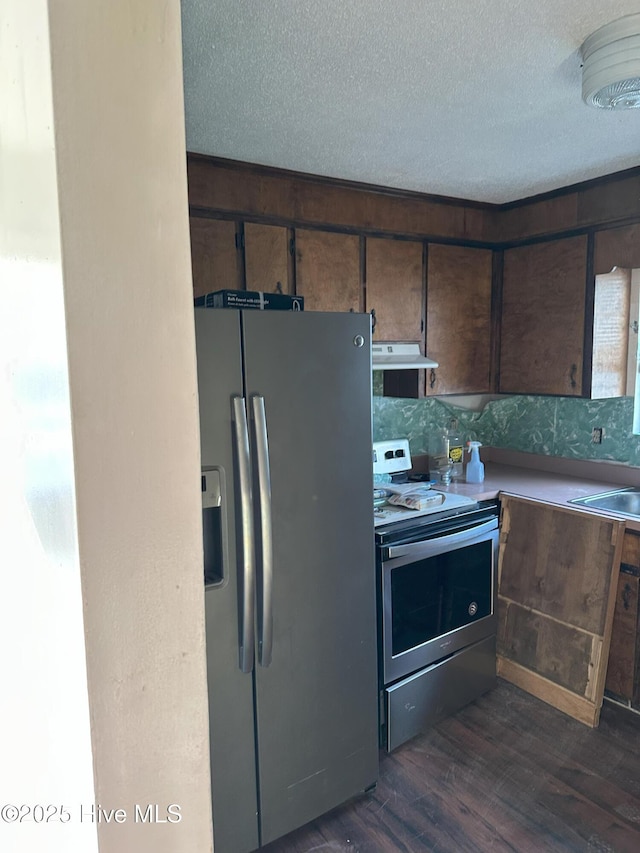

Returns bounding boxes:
[382,517,499,685]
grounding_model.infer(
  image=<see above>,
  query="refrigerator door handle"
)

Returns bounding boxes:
[232,396,256,674]
[252,394,274,668]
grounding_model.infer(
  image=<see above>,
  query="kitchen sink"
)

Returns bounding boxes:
[570,487,640,517]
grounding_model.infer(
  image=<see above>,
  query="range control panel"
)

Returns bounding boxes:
[373,439,412,476]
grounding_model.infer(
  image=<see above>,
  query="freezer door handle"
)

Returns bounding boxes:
[252,394,274,668]
[232,396,256,673]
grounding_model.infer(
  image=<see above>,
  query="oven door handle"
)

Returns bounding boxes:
[386,518,498,561]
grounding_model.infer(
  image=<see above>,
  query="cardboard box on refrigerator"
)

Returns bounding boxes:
[194,289,304,311]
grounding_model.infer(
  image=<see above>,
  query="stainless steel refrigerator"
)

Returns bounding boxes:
[195,307,378,853]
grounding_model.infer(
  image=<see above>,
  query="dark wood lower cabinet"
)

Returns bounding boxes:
[497,495,623,728]
[606,531,640,708]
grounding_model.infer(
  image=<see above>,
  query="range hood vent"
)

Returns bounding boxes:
[371,342,438,370]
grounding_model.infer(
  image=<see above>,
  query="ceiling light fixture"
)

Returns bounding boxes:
[581,13,640,109]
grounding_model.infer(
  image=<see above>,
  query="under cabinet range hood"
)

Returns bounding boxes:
[371,342,439,370]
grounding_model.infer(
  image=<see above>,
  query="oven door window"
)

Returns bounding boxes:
[391,539,493,656]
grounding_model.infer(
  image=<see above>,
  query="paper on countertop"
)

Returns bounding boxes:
[384,483,445,511]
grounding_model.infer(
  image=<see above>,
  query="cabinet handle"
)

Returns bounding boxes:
[430,368,437,389]
[370,308,377,333]
[570,363,577,389]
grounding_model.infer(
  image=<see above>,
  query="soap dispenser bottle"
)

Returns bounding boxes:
[466,441,485,484]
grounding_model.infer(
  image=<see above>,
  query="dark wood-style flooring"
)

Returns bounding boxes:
[262,680,640,853]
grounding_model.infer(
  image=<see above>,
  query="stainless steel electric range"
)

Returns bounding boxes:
[373,440,499,751]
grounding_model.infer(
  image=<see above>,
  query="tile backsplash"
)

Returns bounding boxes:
[372,393,640,467]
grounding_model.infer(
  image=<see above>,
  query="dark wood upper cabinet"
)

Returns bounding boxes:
[189,217,241,298]
[426,244,493,395]
[186,161,640,399]
[294,229,361,312]
[607,531,640,707]
[365,237,423,342]
[244,222,291,294]
[499,236,588,396]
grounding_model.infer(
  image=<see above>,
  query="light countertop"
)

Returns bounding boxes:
[415,447,640,533]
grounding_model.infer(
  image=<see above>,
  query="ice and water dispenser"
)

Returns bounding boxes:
[202,467,224,586]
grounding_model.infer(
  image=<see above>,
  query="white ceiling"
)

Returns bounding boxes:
[180,0,640,204]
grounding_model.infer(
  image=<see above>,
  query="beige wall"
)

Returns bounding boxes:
[1,1,212,851]
[1,2,98,850]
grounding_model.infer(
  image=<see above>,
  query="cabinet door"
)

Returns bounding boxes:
[294,229,361,312]
[244,223,291,294]
[189,217,241,298]
[498,495,624,727]
[606,532,640,707]
[365,237,423,342]
[426,244,493,395]
[499,236,588,395]
[605,569,639,702]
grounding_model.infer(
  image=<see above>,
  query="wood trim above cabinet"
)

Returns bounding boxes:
[187,153,496,244]
[499,165,640,243]
[188,154,640,248]
[594,223,640,276]
[578,171,640,228]
[499,193,580,244]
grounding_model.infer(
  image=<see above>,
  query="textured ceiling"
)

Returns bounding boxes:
[180,0,640,204]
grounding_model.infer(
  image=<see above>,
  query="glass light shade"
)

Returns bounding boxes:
[581,14,640,109]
